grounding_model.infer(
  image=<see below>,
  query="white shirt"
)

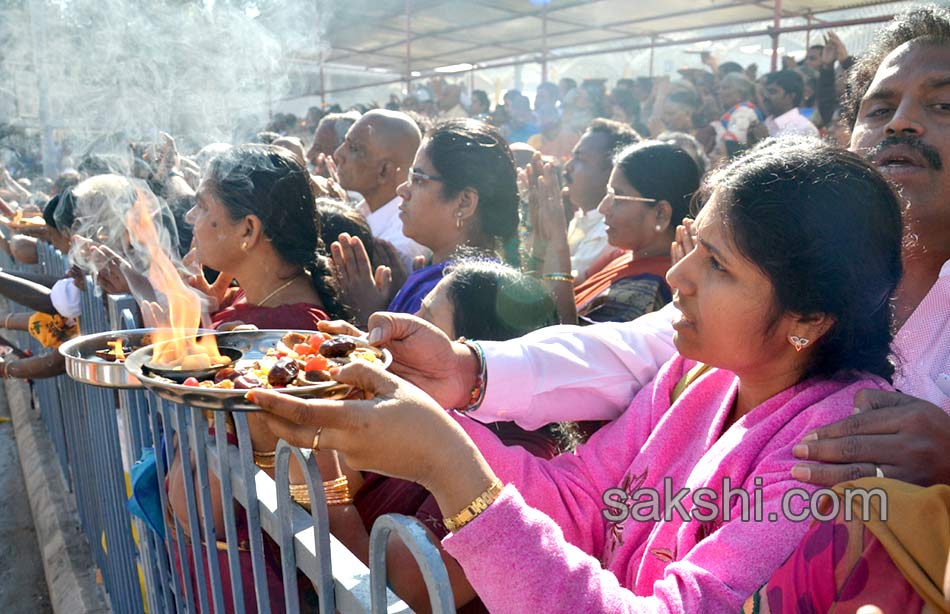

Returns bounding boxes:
[765,108,819,139]
[567,208,613,282]
[437,104,469,120]
[355,195,429,271]
[476,262,950,429]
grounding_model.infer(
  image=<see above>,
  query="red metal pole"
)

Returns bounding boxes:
[805,13,812,50]
[771,0,782,72]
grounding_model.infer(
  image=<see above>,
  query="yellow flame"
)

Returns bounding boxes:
[126,194,221,366]
[108,339,126,361]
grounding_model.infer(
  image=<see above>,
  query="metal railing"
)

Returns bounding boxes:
[4,242,455,613]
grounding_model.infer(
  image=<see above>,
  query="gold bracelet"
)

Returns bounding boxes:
[542,273,574,283]
[252,450,276,469]
[2,314,11,329]
[289,483,312,508]
[443,478,504,533]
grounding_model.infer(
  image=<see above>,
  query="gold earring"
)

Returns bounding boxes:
[241,241,248,251]
[456,213,463,230]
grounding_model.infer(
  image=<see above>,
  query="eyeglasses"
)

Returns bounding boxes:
[604,186,657,205]
[408,169,445,186]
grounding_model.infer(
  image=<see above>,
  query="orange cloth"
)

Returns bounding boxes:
[574,253,671,311]
[27,312,79,349]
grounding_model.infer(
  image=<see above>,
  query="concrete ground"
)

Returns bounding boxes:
[0,385,53,614]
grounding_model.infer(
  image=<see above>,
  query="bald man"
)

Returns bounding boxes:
[333,110,428,268]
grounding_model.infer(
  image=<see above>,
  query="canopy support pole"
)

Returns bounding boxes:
[649,34,657,77]
[405,0,413,92]
[541,2,549,82]
[771,0,783,72]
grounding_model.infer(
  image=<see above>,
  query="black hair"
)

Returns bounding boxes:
[536,81,560,99]
[425,119,521,266]
[611,89,642,124]
[700,137,902,382]
[766,69,805,107]
[845,4,950,128]
[315,198,374,253]
[43,191,69,231]
[667,89,701,110]
[205,144,349,320]
[718,61,744,76]
[444,259,557,341]
[471,90,491,110]
[587,118,642,166]
[614,140,700,234]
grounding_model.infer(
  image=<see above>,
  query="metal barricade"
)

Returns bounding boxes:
[11,244,456,613]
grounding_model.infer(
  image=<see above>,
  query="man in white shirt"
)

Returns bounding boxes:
[435,83,468,121]
[333,110,429,270]
[761,70,820,138]
[563,119,640,282]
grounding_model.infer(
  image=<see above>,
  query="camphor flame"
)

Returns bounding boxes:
[107,340,126,361]
[126,193,224,368]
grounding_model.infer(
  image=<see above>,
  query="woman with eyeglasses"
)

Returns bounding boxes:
[532,140,700,324]
[334,118,520,324]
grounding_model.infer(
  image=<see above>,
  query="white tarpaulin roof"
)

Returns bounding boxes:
[310,0,904,75]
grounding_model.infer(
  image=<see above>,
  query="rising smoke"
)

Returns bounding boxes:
[0,0,328,173]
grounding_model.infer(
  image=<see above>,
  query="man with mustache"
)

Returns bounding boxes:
[360,6,950,489]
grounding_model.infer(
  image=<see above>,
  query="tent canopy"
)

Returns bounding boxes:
[313,0,899,75]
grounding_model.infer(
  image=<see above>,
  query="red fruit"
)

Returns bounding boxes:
[293,342,313,356]
[304,354,329,372]
[308,333,328,352]
[182,377,200,387]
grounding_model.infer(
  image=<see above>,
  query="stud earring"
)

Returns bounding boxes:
[655,224,663,232]
[241,241,248,251]
[789,335,810,352]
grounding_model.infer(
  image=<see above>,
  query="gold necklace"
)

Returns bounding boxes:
[257,272,304,307]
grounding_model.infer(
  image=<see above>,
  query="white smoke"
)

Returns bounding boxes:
[0,0,329,169]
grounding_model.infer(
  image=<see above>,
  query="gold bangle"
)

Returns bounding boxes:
[289,483,311,507]
[443,478,504,533]
[2,314,11,329]
[542,273,574,283]
[252,450,276,469]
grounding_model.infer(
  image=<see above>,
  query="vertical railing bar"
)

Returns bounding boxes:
[213,412,248,614]
[173,405,212,614]
[232,413,272,614]
[273,441,336,614]
[92,383,144,613]
[189,407,228,614]
[369,515,456,614]
[149,397,191,613]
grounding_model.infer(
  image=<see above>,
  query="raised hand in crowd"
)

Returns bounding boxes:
[330,232,391,326]
[522,158,575,323]
[183,247,234,311]
[670,217,695,265]
[0,165,31,203]
[311,153,348,201]
[821,31,849,68]
[792,390,950,487]
[0,194,16,218]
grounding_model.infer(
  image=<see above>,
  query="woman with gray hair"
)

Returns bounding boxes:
[712,73,763,160]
